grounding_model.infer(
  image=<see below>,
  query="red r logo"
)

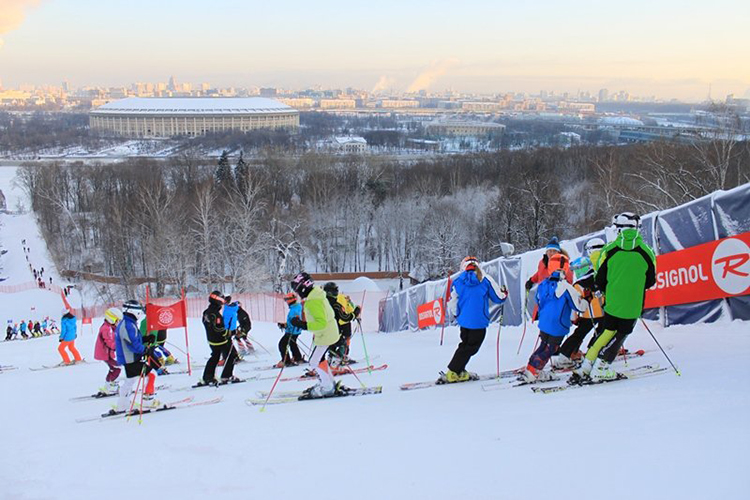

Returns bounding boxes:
[711,238,750,295]
[714,254,750,279]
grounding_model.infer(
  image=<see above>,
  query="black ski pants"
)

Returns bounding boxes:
[559,317,604,358]
[203,342,237,383]
[447,327,486,374]
[278,333,303,362]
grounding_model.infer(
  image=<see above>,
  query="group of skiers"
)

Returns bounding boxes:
[5,317,58,340]
[440,211,656,385]
[21,239,52,289]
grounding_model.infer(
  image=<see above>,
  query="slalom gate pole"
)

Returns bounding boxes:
[641,318,680,376]
[516,289,530,355]
[439,274,452,346]
[181,290,191,377]
[495,305,504,379]
[356,319,372,375]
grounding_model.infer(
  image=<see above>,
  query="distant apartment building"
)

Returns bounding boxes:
[461,101,503,112]
[559,102,596,114]
[320,99,356,109]
[380,99,419,108]
[426,120,505,137]
[278,97,315,108]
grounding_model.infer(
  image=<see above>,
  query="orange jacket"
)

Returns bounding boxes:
[529,253,573,285]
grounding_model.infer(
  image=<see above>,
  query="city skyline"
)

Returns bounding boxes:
[1,0,749,102]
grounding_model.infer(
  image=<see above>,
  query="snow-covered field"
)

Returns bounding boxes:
[1,164,749,500]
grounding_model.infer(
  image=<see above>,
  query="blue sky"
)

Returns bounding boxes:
[1,0,749,100]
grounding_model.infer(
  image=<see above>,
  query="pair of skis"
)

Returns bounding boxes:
[247,385,383,406]
[75,396,223,423]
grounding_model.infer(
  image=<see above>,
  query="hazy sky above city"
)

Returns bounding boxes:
[1,0,749,101]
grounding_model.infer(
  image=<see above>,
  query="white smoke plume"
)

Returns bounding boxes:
[372,75,396,94]
[0,0,43,49]
[406,58,459,93]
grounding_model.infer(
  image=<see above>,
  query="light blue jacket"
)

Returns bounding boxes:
[60,314,77,341]
[223,302,239,331]
[285,303,303,335]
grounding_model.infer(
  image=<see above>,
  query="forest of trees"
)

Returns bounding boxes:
[18,137,750,297]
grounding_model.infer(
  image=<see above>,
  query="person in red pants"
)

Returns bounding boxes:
[59,309,82,365]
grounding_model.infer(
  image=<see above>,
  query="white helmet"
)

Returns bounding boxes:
[584,237,605,256]
[122,300,145,320]
[104,307,123,325]
[612,212,641,231]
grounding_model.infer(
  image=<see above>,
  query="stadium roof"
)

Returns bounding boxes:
[92,97,296,115]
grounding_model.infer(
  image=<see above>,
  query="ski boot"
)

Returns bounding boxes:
[195,378,218,387]
[220,375,242,385]
[550,354,576,370]
[591,360,618,381]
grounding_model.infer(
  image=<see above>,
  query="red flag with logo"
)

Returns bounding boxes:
[146,299,187,330]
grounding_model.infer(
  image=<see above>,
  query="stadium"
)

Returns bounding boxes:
[89,97,299,138]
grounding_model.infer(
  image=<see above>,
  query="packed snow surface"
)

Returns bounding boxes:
[1,315,748,499]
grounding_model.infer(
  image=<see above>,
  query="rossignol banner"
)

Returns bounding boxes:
[417,298,444,329]
[645,232,750,309]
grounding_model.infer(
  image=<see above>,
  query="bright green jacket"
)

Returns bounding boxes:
[595,229,656,320]
[303,286,340,346]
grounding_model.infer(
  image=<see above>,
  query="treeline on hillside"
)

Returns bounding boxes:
[18,139,749,294]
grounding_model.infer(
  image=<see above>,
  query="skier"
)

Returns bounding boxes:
[222,296,244,359]
[522,269,587,382]
[19,320,28,339]
[585,237,606,270]
[275,292,305,368]
[113,300,156,413]
[58,309,83,365]
[552,248,606,369]
[235,302,255,354]
[289,272,341,397]
[199,291,240,386]
[94,308,123,394]
[442,256,508,383]
[33,321,42,338]
[323,282,361,365]
[5,324,12,341]
[573,213,656,382]
[525,237,573,291]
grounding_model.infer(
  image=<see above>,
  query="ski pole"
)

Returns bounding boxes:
[343,362,367,389]
[356,319,372,375]
[640,318,680,376]
[496,304,504,379]
[439,274,452,346]
[258,349,289,413]
[246,334,272,356]
[516,289,530,355]
[126,362,148,423]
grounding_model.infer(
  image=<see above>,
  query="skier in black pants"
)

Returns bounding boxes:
[199,291,239,386]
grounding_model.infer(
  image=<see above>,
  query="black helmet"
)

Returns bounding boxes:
[323,282,339,297]
[209,290,225,306]
[290,272,314,298]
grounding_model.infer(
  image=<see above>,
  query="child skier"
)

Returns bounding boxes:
[573,212,656,382]
[323,282,361,365]
[289,272,341,397]
[525,237,573,291]
[94,308,123,395]
[275,292,305,367]
[59,309,83,364]
[522,270,587,382]
[199,291,240,386]
[113,300,156,413]
[551,255,605,369]
[236,302,254,353]
[442,256,508,383]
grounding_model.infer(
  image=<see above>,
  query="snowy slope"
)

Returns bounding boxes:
[0,316,748,500]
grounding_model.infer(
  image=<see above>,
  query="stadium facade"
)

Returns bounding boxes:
[89,97,299,138]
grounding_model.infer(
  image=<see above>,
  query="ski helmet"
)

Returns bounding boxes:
[612,212,641,231]
[584,237,605,256]
[122,300,144,320]
[283,292,298,305]
[208,291,225,307]
[461,256,479,272]
[571,256,593,283]
[323,282,339,297]
[290,272,314,298]
[224,295,232,304]
[104,307,123,325]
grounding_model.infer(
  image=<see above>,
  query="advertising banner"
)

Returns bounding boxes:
[417,298,444,329]
[645,232,750,309]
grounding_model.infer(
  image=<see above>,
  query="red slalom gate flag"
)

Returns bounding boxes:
[146,300,187,330]
[82,317,92,325]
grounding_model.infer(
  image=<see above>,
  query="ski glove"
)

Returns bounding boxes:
[277,322,286,331]
[353,306,361,318]
[290,317,307,330]
[525,279,534,291]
